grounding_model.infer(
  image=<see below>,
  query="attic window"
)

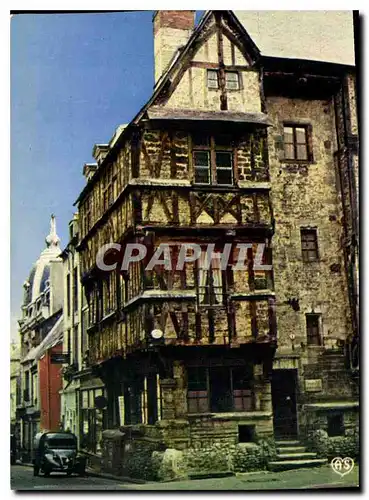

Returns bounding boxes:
[207,70,218,89]
[225,71,240,90]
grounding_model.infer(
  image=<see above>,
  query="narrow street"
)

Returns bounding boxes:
[10,465,133,491]
[11,464,360,491]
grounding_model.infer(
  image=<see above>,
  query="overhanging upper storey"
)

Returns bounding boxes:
[146,107,272,126]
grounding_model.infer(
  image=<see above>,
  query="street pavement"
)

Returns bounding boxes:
[11,464,360,491]
[11,465,133,491]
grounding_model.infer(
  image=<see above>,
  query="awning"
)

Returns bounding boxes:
[147,106,272,126]
[22,316,64,363]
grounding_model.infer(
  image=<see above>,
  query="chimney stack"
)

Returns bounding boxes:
[153,10,195,84]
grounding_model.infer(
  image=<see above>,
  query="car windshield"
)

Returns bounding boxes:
[46,438,76,449]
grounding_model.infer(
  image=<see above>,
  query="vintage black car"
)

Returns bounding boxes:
[33,432,86,477]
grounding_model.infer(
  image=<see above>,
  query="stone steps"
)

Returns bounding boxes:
[276,446,306,454]
[277,452,318,460]
[270,440,327,472]
[275,440,301,446]
[268,458,328,472]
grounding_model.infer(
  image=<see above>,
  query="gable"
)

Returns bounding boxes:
[151,11,262,114]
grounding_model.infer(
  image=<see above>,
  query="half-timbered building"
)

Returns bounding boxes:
[74,11,359,475]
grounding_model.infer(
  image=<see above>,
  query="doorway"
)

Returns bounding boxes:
[271,369,298,439]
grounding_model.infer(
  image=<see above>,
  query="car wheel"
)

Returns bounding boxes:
[66,470,73,477]
[43,468,50,477]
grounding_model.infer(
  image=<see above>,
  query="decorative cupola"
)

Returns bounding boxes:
[45,214,60,249]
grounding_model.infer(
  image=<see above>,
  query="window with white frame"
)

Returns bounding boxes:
[225,71,240,90]
[207,69,218,89]
[192,133,234,186]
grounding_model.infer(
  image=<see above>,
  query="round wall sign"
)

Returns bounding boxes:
[151,329,164,340]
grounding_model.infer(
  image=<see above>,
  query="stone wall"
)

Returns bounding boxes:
[102,425,277,481]
[266,96,351,353]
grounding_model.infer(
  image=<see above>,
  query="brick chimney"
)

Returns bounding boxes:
[153,10,195,84]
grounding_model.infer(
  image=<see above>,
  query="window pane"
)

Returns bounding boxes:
[216,152,232,168]
[306,315,321,345]
[284,143,294,159]
[295,127,307,144]
[194,151,210,167]
[195,167,210,184]
[207,70,218,89]
[217,169,233,185]
[284,127,294,143]
[226,72,239,90]
[297,144,308,160]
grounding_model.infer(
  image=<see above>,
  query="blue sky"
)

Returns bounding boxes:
[11,11,203,339]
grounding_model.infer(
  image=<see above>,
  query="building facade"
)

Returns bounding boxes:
[10,342,21,454]
[60,213,107,456]
[16,215,64,461]
[73,10,358,476]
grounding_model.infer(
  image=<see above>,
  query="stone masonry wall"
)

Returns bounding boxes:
[266,96,352,352]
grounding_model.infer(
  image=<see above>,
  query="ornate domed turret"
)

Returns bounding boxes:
[22,215,62,307]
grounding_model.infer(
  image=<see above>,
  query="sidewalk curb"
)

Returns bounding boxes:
[85,468,146,484]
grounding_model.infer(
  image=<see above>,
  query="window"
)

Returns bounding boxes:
[232,366,254,411]
[80,388,107,453]
[32,372,38,406]
[187,366,254,414]
[24,371,30,402]
[301,228,319,262]
[216,152,233,184]
[66,329,71,363]
[192,134,234,185]
[81,307,89,365]
[283,124,311,161]
[225,71,239,90]
[73,267,78,312]
[207,69,218,89]
[194,151,210,184]
[238,425,256,443]
[327,413,344,437]
[197,251,223,306]
[306,314,321,346]
[66,273,71,317]
[207,70,240,90]
[187,367,209,413]
[73,325,79,366]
